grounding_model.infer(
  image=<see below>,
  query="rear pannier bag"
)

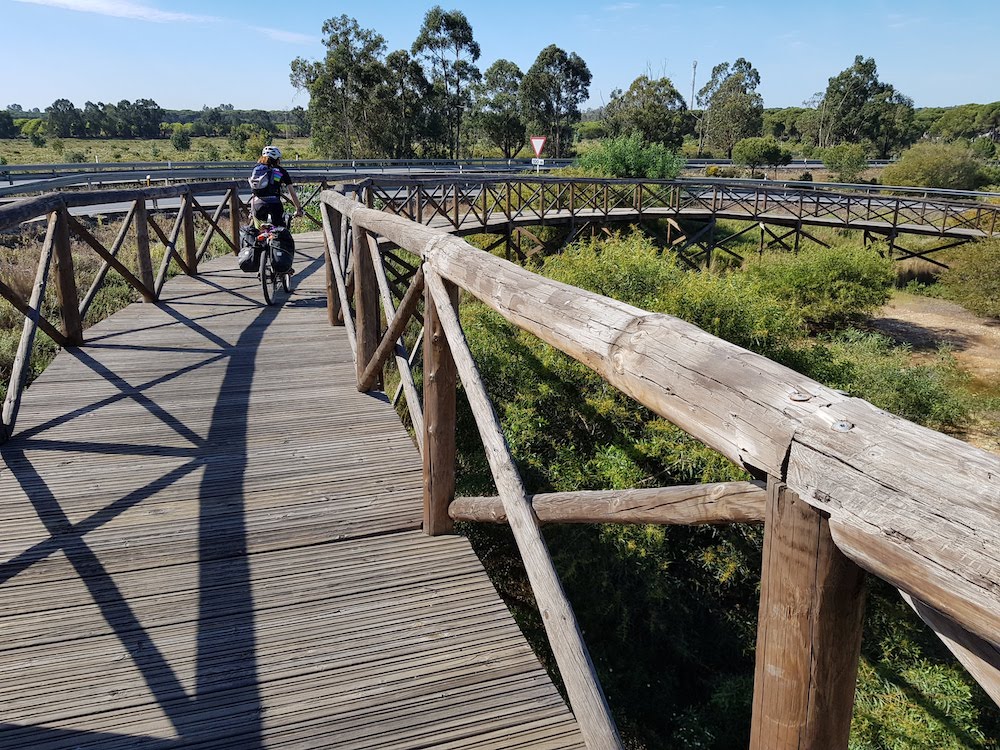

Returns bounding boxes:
[269,230,295,274]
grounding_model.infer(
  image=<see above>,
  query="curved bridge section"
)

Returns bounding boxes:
[365,176,1000,267]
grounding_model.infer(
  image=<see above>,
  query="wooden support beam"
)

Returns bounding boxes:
[229,188,241,253]
[423,274,458,536]
[182,193,197,274]
[423,267,623,749]
[133,198,156,297]
[358,265,425,393]
[67,216,155,302]
[321,202,344,327]
[450,481,766,525]
[79,202,137,319]
[52,206,83,346]
[353,225,380,389]
[750,479,865,750]
[2,214,58,440]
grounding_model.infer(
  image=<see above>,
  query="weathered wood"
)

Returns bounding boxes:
[154,203,188,295]
[182,193,198,273]
[229,187,241,253]
[322,191,1000,654]
[353,225,380,389]
[322,202,344,326]
[67,215,155,302]
[133,199,156,301]
[787,398,1000,650]
[901,592,1000,706]
[358,260,424,393]
[51,206,83,345]
[424,268,622,749]
[450,481,766,525]
[193,194,235,261]
[320,204,356,356]
[423,273,458,536]
[1,214,58,439]
[750,479,865,750]
[0,274,69,348]
[79,201,137,319]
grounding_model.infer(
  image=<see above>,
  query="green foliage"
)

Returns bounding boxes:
[882,142,986,190]
[519,44,592,157]
[697,58,764,158]
[795,330,970,430]
[743,244,894,330]
[731,136,791,175]
[822,142,869,182]
[472,59,525,158]
[576,134,685,179]
[937,239,1000,317]
[228,124,271,160]
[603,75,691,150]
[170,123,191,151]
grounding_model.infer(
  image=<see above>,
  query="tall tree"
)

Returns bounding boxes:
[45,99,84,138]
[472,59,526,158]
[411,6,481,159]
[372,50,436,158]
[816,55,914,158]
[291,15,388,158]
[603,75,689,150]
[697,58,763,158]
[520,45,592,158]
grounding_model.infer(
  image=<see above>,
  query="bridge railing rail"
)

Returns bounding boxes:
[364,175,1000,244]
[319,183,1000,750]
[0,181,247,441]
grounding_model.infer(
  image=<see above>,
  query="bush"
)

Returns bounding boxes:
[170,124,191,151]
[937,240,1000,317]
[576,134,685,179]
[821,142,868,183]
[882,142,986,191]
[731,136,791,177]
[743,244,894,330]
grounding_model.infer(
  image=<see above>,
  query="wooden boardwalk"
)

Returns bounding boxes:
[0,232,585,749]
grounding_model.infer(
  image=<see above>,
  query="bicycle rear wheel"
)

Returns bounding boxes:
[260,249,276,305]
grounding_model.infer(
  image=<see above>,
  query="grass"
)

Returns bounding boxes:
[0,136,315,165]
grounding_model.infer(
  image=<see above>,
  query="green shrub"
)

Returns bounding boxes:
[822,142,868,183]
[937,240,1000,318]
[576,134,685,179]
[743,244,894,330]
[882,142,986,191]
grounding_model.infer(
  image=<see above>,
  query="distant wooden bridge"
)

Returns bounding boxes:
[0,179,998,749]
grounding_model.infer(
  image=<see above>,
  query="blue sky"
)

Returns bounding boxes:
[6,0,999,113]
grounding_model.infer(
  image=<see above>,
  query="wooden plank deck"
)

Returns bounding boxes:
[0,232,585,749]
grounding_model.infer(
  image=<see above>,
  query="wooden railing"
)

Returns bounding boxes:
[364,176,1000,266]
[319,183,1000,750]
[0,181,246,442]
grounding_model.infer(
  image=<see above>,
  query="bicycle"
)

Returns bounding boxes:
[255,213,296,306]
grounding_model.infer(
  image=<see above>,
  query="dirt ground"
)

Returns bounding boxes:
[870,291,1000,453]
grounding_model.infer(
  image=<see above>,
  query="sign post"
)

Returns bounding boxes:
[529,136,547,173]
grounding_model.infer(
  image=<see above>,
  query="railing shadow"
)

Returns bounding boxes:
[0,251,326,747]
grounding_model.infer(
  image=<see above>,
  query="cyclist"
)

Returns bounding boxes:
[249,145,304,228]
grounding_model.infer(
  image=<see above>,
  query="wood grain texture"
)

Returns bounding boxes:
[0,231,584,750]
[451,481,766,525]
[750,480,865,750]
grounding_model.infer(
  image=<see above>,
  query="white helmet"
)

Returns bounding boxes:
[262,145,282,160]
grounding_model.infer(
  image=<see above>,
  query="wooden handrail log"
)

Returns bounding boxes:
[450,481,766,525]
[321,188,1000,650]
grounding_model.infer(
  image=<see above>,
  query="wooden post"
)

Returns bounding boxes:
[750,478,866,750]
[182,193,197,274]
[422,276,458,536]
[52,206,83,345]
[228,188,241,251]
[133,199,155,294]
[322,202,344,326]
[353,225,380,388]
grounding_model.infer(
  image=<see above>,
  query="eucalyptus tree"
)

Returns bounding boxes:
[816,55,914,158]
[371,50,436,158]
[472,59,526,158]
[290,15,388,158]
[603,75,689,149]
[411,6,481,159]
[45,99,84,138]
[696,58,763,158]
[519,45,592,157]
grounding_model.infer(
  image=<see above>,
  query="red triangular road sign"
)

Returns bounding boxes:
[530,136,547,157]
